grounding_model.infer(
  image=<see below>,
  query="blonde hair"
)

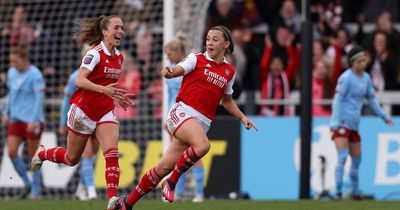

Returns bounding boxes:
[164,31,190,54]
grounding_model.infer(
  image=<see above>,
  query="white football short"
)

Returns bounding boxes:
[67,104,118,136]
[166,101,211,136]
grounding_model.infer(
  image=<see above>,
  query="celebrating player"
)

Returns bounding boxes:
[1,48,45,199]
[110,25,257,209]
[330,46,393,200]
[59,45,98,200]
[164,31,205,202]
[30,15,133,209]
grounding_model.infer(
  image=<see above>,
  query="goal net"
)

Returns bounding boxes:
[0,0,211,199]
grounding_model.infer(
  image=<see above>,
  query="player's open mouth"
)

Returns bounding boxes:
[115,36,122,41]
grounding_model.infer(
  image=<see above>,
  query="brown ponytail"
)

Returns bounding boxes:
[73,15,121,46]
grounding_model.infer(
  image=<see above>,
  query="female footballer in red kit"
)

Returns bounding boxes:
[30,15,134,210]
[111,25,258,210]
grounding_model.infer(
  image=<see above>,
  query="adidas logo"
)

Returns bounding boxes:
[106,59,109,63]
[206,63,211,67]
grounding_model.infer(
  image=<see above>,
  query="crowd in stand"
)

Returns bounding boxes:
[207,0,400,116]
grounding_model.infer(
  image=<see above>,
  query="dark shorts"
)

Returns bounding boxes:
[8,122,44,140]
[331,127,360,142]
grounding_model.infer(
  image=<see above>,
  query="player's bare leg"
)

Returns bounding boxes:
[161,119,209,202]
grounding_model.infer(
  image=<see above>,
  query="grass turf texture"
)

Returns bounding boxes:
[1,199,400,210]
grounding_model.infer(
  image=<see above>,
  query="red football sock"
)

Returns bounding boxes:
[169,146,200,184]
[38,147,75,166]
[104,148,120,199]
[126,167,160,206]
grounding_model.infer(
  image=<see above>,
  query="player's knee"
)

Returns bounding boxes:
[8,151,17,160]
[194,140,210,157]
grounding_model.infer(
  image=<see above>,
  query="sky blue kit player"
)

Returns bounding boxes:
[330,47,393,200]
[2,48,45,199]
[3,62,45,124]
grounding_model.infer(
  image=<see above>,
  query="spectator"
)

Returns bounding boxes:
[361,11,400,55]
[365,31,399,92]
[259,57,291,116]
[260,25,300,89]
[362,0,400,22]
[1,6,38,94]
[1,6,38,48]
[364,31,400,115]
[206,0,242,31]
[312,59,332,117]
[272,0,301,37]
[327,27,354,86]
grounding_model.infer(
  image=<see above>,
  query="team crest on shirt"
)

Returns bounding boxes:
[83,54,94,64]
[179,112,186,117]
[225,69,230,76]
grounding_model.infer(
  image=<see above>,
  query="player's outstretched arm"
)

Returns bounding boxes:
[161,65,184,79]
[221,94,258,131]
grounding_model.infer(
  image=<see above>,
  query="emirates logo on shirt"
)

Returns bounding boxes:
[104,67,121,79]
[204,69,227,88]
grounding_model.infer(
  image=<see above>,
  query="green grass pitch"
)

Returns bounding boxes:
[1,199,400,210]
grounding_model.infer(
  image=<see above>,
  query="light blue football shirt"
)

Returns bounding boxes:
[331,69,388,131]
[2,65,45,123]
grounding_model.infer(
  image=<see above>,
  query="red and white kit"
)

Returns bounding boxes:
[166,52,235,135]
[68,41,124,136]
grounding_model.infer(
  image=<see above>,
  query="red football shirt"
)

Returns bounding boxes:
[70,41,124,121]
[176,52,236,120]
